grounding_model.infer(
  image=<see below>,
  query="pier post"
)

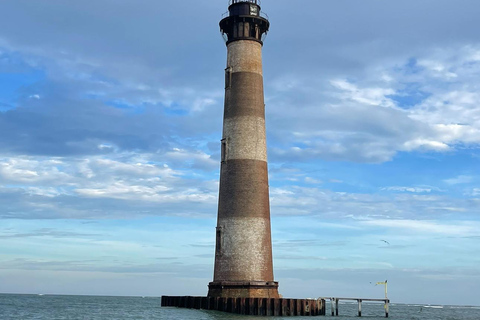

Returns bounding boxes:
[335,298,339,316]
[385,300,389,318]
[358,299,362,317]
[330,298,335,316]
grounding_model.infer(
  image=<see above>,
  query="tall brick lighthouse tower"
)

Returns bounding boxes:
[208,0,279,299]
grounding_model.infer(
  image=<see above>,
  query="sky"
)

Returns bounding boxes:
[0,0,479,306]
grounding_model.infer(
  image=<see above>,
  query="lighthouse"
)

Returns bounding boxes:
[208,0,279,299]
[161,2,326,313]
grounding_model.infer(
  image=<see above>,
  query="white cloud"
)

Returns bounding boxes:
[330,79,396,108]
[304,177,322,184]
[417,59,458,79]
[434,124,480,144]
[443,175,473,185]
[164,148,217,171]
[92,158,175,178]
[382,186,434,193]
[75,182,215,204]
[0,152,218,219]
[402,139,450,151]
[0,157,71,184]
[361,219,477,236]
[468,189,480,197]
[267,44,480,163]
[26,187,63,198]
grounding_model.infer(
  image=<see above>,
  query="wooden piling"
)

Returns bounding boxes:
[273,298,280,316]
[289,299,295,316]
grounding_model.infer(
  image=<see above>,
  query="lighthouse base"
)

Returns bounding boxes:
[207,281,279,298]
[161,295,326,316]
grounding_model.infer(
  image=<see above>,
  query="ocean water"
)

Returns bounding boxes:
[1,294,479,320]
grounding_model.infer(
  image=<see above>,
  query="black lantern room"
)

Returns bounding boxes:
[220,0,270,45]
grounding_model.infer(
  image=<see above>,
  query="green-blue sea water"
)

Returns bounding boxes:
[1,294,479,320]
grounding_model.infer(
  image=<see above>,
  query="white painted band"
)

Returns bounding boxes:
[223,116,267,162]
[215,217,273,281]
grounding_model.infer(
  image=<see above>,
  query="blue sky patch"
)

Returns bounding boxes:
[387,84,431,109]
[0,69,45,111]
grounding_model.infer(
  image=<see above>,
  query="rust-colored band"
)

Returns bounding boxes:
[224,72,265,119]
[218,159,270,219]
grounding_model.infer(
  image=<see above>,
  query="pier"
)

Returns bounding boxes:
[321,297,390,318]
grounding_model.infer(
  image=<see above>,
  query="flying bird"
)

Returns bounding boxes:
[381,240,390,245]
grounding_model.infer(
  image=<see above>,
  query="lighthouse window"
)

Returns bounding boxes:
[225,67,232,89]
[221,138,227,163]
[238,22,244,37]
[244,22,250,38]
[216,226,224,255]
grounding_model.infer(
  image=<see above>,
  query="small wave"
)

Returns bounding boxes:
[424,305,443,309]
[406,304,423,307]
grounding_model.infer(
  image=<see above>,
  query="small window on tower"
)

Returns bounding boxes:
[221,138,227,163]
[238,22,244,37]
[251,24,258,38]
[244,22,250,38]
[216,226,223,256]
[225,67,232,89]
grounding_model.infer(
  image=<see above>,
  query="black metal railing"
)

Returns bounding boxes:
[229,0,261,5]
[222,10,268,19]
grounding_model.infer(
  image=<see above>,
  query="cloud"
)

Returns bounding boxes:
[0,1,479,166]
[274,240,348,249]
[382,186,436,193]
[270,185,480,220]
[267,44,480,163]
[275,255,329,261]
[443,175,473,185]
[471,189,480,197]
[0,153,218,219]
[304,177,322,184]
[0,258,211,276]
[361,219,477,236]
[330,79,395,108]
[0,228,101,239]
[0,157,70,183]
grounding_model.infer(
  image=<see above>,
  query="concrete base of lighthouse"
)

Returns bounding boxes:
[161,295,326,316]
[208,281,279,298]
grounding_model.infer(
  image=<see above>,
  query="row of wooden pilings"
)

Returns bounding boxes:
[161,296,326,316]
[324,297,390,318]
